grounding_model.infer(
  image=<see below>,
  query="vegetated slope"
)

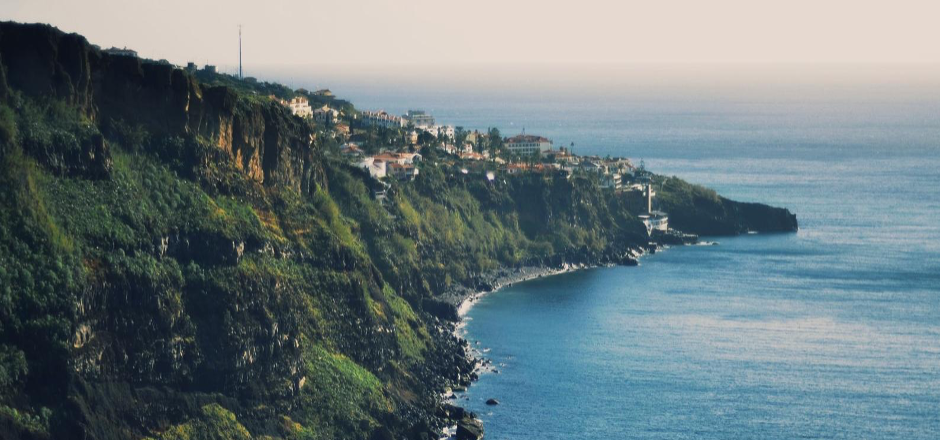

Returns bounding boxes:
[0,21,796,439]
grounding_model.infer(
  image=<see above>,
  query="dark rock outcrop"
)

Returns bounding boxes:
[456,416,484,440]
[0,21,325,194]
[0,22,95,112]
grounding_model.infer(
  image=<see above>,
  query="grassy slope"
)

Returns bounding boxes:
[0,65,794,438]
[0,86,647,437]
[0,92,433,438]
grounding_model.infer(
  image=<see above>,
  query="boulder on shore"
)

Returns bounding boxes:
[456,416,484,440]
[443,403,466,420]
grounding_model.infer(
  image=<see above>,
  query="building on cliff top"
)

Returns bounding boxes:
[313,105,339,124]
[361,110,406,129]
[272,96,313,119]
[505,134,552,156]
[404,110,435,128]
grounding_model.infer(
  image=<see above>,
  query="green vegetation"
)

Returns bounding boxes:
[0,404,50,437]
[193,69,356,114]
[654,174,796,235]
[287,343,392,439]
[0,22,793,438]
[385,287,430,362]
[0,87,650,438]
[0,84,490,437]
[159,404,251,440]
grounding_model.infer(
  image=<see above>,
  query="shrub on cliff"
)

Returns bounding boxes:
[158,404,251,440]
[0,105,16,148]
[0,345,26,389]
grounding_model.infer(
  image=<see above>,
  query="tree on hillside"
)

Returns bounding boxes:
[487,127,503,159]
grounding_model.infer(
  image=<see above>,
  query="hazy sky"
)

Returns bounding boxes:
[1,0,937,69]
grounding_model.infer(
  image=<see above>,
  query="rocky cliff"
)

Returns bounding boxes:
[0,22,418,439]
[0,22,796,440]
[0,21,323,194]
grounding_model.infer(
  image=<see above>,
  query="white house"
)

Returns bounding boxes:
[599,173,622,189]
[404,110,435,128]
[435,125,455,141]
[358,157,387,179]
[504,134,552,156]
[361,110,406,129]
[277,96,313,118]
[388,162,418,181]
[438,144,458,155]
[313,105,339,124]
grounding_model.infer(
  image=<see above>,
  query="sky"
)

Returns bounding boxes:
[1,0,937,68]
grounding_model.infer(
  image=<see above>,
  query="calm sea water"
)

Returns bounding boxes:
[286,70,940,438]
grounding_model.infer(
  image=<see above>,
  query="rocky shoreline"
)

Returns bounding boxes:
[434,229,702,439]
[436,264,590,440]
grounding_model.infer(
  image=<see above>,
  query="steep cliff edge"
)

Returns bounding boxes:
[0,21,324,194]
[0,22,796,439]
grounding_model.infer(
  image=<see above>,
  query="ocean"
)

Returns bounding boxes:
[272,65,940,439]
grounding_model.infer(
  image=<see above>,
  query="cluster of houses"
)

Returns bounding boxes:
[269,95,342,125]
[360,109,456,142]
[337,120,668,234]
[268,95,315,118]
[361,110,405,129]
[435,142,505,163]
[260,92,670,235]
[340,145,421,181]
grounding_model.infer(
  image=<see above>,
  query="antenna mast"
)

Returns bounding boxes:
[238,25,243,80]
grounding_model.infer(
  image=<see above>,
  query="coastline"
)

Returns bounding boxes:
[439,251,645,440]
[455,263,591,318]
[439,262,598,440]
[439,235,696,439]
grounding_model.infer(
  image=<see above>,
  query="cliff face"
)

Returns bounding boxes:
[0,21,797,440]
[0,21,323,194]
[0,22,404,440]
[0,22,95,113]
